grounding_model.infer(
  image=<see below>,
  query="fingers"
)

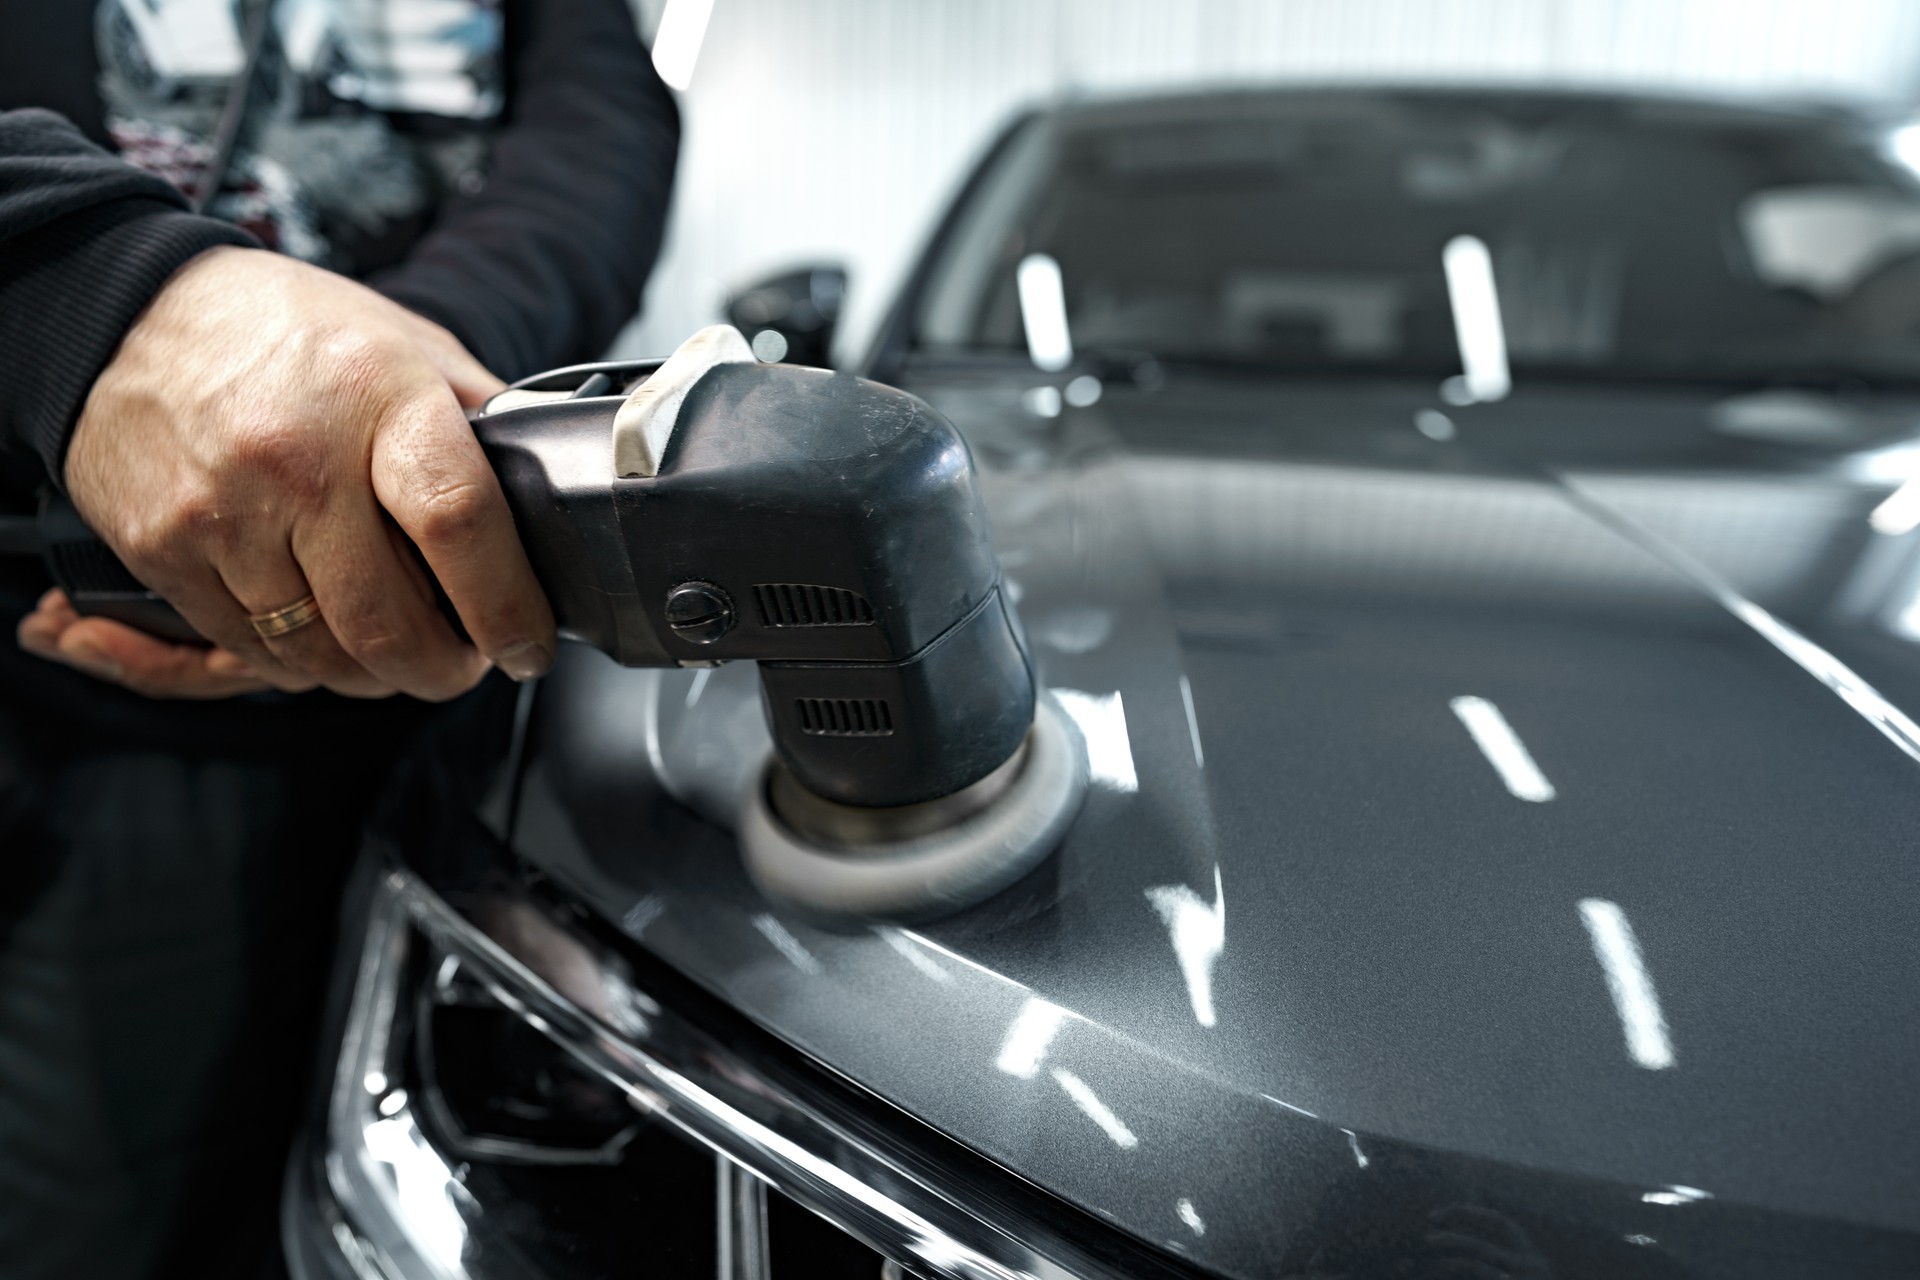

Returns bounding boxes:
[372,391,556,682]
[18,590,273,700]
[287,495,485,701]
[119,557,327,695]
[57,250,527,704]
[216,533,400,699]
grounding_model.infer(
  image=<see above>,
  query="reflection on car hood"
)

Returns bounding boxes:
[510,373,1920,1278]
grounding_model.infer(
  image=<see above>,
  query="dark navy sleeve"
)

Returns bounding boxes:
[0,109,259,489]
[368,0,682,380]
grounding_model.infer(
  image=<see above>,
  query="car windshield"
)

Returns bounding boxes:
[913,92,1920,387]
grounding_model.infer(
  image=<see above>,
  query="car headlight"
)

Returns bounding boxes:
[285,858,1193,1280]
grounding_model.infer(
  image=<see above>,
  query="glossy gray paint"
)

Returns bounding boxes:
[489,368,1920,1277]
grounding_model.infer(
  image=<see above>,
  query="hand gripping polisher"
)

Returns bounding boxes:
[28,326,1087,919]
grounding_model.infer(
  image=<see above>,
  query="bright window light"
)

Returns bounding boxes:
[1442,235,1510,403]
[1890,124,1920,175]
[652,0,715,92]
[1017,252,1073,372]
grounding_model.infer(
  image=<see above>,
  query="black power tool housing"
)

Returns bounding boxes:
[475,346,1035,808]
[41,329,1037,812]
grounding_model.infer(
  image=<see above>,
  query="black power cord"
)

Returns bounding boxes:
[192,0,278,216]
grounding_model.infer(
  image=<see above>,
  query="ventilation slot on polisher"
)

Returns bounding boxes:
[755,584,875,627]
[796,698,893,736]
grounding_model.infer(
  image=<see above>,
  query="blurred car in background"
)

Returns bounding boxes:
[287,88,1920,1280]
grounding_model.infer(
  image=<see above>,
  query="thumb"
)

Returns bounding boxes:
[393,310,508,409]
[424,339,508,410]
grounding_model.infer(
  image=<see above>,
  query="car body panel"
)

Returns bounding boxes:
[508,367,1920,1277]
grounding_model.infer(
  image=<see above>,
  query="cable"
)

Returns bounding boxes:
[192,0,277,216]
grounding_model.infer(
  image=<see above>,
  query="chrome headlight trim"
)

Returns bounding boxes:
[323,869,475,1280]
[322,863,1168,1280]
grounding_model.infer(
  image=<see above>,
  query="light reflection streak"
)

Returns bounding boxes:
[650,0,715,91]
[898,928,1019,987]
[1053,688,1138,792]
[1871,477,1920,536]
[1257,1093,1320,1121]
[1021,384,1062,418]
[1442,234,1510,403]
[1415,408,1457,441]
[1556,476,1920,766]
[1450,696,1556,802]
[995,998,1067,1078]
[684,666,712,708]
[1730,597,1920,765]
[1642,1185,1712,1206]
[877,927,952,984]
[621,893,665,939]
[363,1113,468,1269]
[1342,1128,1371,1169]
[1050,1069,1138,1149]
[1064,374,1103,407]
[1578,899,1675,1070]
[1017,253,1073,372]
[751,913,822,976]
[1178,673,1204,768]
[1145,866,1225,1027]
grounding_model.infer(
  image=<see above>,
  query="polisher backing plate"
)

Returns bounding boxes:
[738,696,1087,922]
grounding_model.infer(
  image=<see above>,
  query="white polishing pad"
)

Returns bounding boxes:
[738,697,1087,922]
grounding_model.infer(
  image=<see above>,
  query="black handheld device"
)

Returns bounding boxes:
[31,327,1037,811]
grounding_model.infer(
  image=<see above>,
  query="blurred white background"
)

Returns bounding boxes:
[620,0,1920,363]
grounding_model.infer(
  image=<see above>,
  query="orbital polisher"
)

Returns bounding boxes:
[27,326,1087,920]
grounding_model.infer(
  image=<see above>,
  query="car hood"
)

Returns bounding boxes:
[509,373,1920,1278]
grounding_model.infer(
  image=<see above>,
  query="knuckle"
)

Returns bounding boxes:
[178,491,243,556]
[112,522,169,572]
[328,610,474,701]
[326,607,408,668]
[319,326,409,407]
[279,641,379,697]
[226,416,327,501]
[118,483,231,569]
[405,477,491,547]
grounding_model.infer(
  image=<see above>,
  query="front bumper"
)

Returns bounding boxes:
[281,855,1198,1280]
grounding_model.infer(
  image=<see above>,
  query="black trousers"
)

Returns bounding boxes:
[0,721,398,1280]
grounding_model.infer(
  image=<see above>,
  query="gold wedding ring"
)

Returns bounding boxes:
[248,593,323,640]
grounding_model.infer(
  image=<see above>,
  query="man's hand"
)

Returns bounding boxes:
[47,245,555,701]
[18,587,271,699]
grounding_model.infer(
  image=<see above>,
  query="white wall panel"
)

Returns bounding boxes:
[619,0,1920,362]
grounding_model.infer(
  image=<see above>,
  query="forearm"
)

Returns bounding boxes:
[370,0,679,380]
[0,109,256,488]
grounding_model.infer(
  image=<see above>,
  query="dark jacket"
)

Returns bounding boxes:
[0,0,679,750]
